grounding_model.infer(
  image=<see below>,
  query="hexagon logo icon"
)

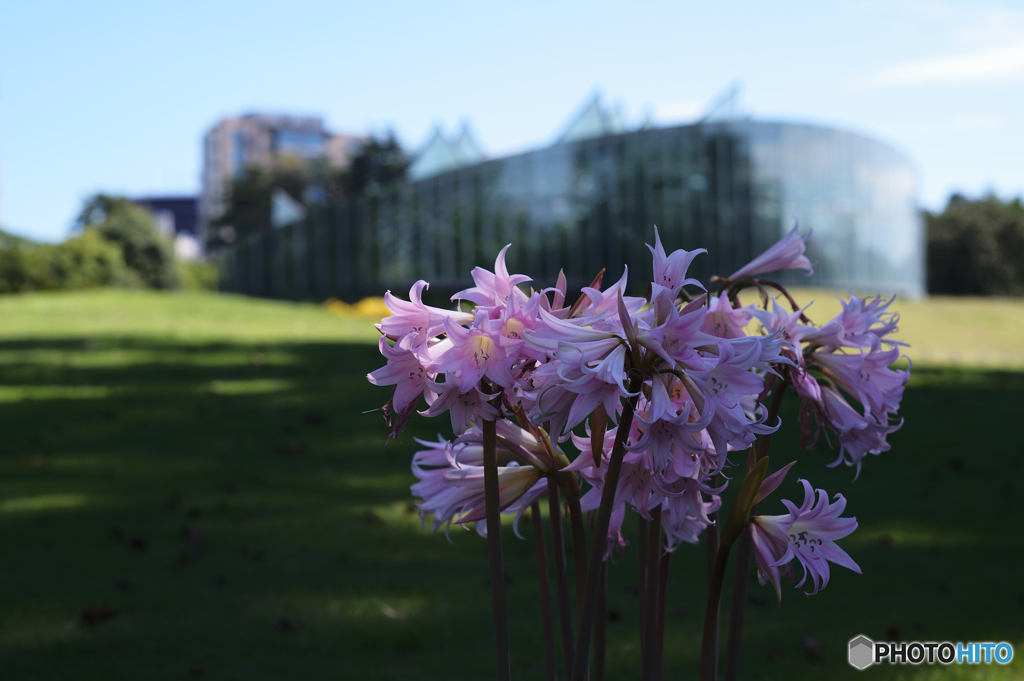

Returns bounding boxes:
[849,635,874,670]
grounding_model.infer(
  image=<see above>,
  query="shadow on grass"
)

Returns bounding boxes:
[0,341,1021,680]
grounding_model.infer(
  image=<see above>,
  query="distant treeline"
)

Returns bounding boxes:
[927,194,1024,296]
[0,195,217,294]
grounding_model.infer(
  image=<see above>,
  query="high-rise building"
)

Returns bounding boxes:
[199,114,363,247]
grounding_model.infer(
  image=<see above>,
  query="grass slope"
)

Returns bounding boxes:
[0,290,1020,680]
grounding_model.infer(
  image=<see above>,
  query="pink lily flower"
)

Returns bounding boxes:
[453,244,532,312]
[367,335,432,414]
[814,343,909,417]
[419,380,502,435]
[379,280,473,346]
[729,222,813,281]
[647,226,706,296]
[701,292,754,339]
[436,310,518,393]
[750,478,860,602]
[749,296,816,349]
[638,292,718,365]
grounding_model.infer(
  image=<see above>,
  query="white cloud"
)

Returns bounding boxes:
[866,43,1024,86]
[854,5,1024,88]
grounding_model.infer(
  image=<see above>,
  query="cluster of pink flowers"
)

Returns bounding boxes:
[368,224,910,600]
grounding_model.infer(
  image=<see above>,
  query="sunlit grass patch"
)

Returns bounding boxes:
[849,522,985,549]
[0,494,88,513]
[204,379,293,395]
[0,385,117,402]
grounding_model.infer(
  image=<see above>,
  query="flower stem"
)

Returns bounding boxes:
[699,544,731,681]
[723,383,788,681]
[548,478,575,676]
[655,550,671,681]
[643,506,663,681]
[568,495,589,624]
[593,562,607,681]
[703,484,721,681]
[570,375,644,681]
[637,515,649,658]
[532,501,558,681]
[483,417,511,681]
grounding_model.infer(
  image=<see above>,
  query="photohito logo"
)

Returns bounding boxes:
[848,635,1014,669]
[849,635,874,670]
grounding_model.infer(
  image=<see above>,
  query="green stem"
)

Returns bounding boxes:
[569,375,645,681]
[699,545,731,681]
[568,495,589,625]
[548,478,575,676]
[532,501,558,681]
[483,418,511,681]
[703,482,721,681]
[637,515,649,655]
[593,562,607,681]
[643,506,662,681]
[723,382,788,681]
[655,550,671,681]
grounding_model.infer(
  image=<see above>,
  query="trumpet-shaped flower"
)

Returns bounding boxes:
[729,222,813,281]
[379,280,473,346]
[452,244,531,312]
[701,292,754,339]
[749,478,859,602]
[647,226,706,296]
[436,310,518,393]
[639,292,717,366]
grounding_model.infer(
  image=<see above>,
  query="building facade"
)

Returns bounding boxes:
[200,114,363,248]
[220,115,923,301]
[134,195,201,260]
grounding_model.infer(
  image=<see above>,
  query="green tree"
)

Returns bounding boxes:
[926,194,1024,296]
[209,133,410,251]
[343,132,410,198]
[77,194,180,289]
[210,158,312,249]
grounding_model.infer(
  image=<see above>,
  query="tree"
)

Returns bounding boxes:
[77,194,180,289]
[926,194,1024,296]
[208,133,411,250]
[343,133,411,198]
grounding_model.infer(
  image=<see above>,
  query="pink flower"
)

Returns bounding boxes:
[419,381,503,435]
[367,335,431,414]
[729,223,813,281]
[749,478,860,602]
[827,295,902,349]
[814,344,909,417]
[701,292,753,339]
[367,335,438,440]
[749,296,815,349]
[638,292,717,365]
[687,339,782,469]
[576,267,647,325]
[647,226,706,296]
[379,280,472,346]
[410,433,546,538]
[452,244,531,312]
[627,374,709,473]
[435,310,518,393]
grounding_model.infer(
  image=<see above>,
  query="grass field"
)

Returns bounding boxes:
[0,289,1022,680]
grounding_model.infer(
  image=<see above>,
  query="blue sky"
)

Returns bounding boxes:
[2,0,1023,241]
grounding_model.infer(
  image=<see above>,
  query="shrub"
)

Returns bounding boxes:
[78,195,180,289]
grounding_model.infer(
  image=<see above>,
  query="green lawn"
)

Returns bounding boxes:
[0,290,1021,680]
